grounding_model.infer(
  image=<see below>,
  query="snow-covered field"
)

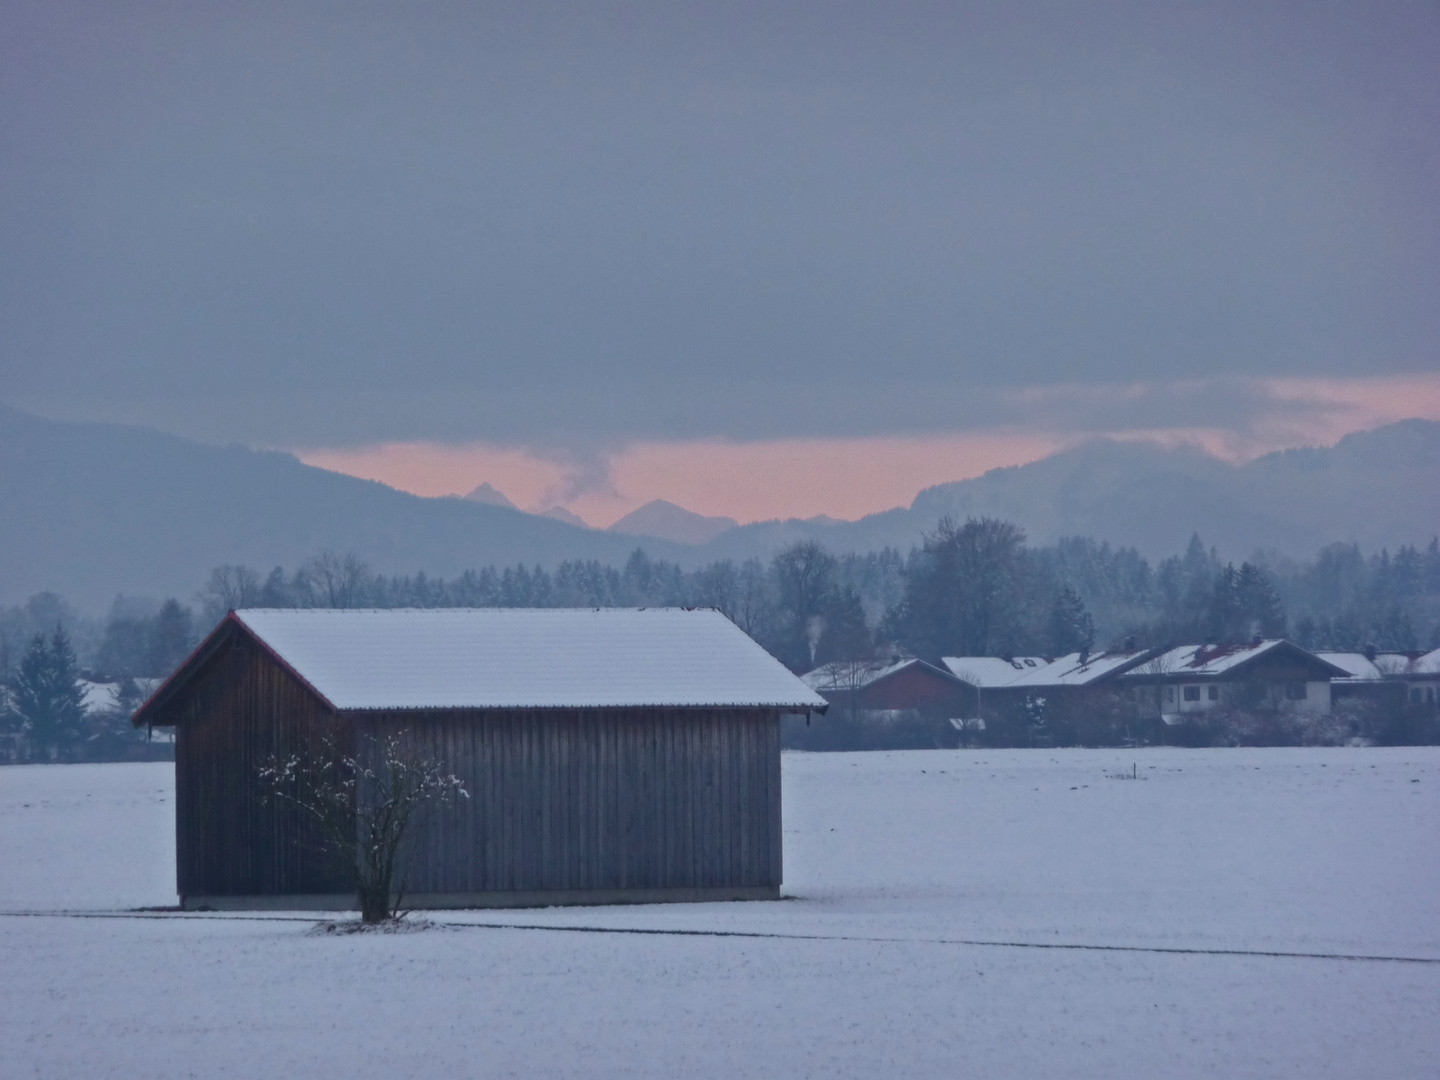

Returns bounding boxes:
[2,749,1437,1078]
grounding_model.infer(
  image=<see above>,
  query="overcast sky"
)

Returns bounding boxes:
[3,2,1438,520]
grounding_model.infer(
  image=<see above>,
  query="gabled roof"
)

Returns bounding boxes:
[941,656,1051,688]
[1315,652,1384,680]
[1001,649,1155,688]
[1124,640,1350,680]
[136,608,826,720]
[1410,647,1440,676]
[802,657,960,694]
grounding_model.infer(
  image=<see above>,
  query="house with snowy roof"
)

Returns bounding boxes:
[1403,647,1440,708]
[1117,639,1349,723]
[1314,649,1412,711]
[941,648,1156,711]
[132,607,826,912]
[802,657,971,719]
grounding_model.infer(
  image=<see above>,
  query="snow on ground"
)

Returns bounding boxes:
[1,749,1437,1079]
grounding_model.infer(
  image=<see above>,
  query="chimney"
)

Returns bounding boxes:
[1079,647,1090,666]
[1124,635,1136,652]
[1250,633,1263,648]
[1364,643,1377,662]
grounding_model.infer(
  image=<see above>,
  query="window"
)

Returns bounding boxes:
[1165,687,1175,703]
[1183,685,1200,701]
[1286,683,1307,700]
[1413,688,1424,704]
[1207,686,1219,701]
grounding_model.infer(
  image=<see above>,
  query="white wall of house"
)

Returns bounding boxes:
[1159,679,1330,717]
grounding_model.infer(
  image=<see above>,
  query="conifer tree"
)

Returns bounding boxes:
[1235,562,1286,638]
[8,629,88,759]
[1047,586,1096,655]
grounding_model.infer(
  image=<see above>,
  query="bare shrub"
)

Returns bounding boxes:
[259,732,468,923]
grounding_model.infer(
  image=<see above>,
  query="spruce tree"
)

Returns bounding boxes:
[9,629,88,759]
[1047,586,1096,655]
[1235,562,1286,638]
[145,599,196,677]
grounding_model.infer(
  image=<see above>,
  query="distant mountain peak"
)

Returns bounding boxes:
[462,482,517,510]
[607,499,739,545]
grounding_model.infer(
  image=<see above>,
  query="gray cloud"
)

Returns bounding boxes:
[2,1,1437,448]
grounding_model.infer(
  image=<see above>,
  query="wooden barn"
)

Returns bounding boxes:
[132,607,826,911]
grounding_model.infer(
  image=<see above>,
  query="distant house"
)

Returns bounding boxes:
[1118,639,1349,722]
[939,655,1051,716]
[1315,650,1411,711]
[802,658,970,720]
[1324,646,1440,709]
[942,649,1155,711]
[1397,647,1440,709]
[132,607,826,912]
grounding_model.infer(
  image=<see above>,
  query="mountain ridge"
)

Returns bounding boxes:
[3,404,1438,609]
[0,404,686,609]
[693,420,1440,562]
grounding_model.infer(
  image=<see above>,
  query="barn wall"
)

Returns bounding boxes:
[172,633,348,899]
[353,707,782,896]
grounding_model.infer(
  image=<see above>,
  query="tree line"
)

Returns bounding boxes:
[4,517,1440,760]
[5,517,1440,686]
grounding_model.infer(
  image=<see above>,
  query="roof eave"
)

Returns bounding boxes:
[131,611,340,727]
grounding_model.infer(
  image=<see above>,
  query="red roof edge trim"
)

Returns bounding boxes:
[131,610,338,727]
[130,611,242,727]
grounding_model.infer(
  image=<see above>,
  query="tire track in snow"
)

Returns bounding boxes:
[2,909,1437,965]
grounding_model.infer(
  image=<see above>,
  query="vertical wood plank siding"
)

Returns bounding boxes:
[169,629,783,900]
[353,707,781,895]
[172,635,349,898]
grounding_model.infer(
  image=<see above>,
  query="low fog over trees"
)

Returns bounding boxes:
[5,520,1440,688]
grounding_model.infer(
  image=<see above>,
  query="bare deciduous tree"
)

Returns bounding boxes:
[295,551,371,608]
[197,565,262,622]
[259,732,468,923]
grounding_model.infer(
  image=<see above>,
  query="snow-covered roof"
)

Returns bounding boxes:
[182,608,826,712]
[941,656,1050,688]
[78,678,162,715]
[1002,650,1153,688]
[1313,652,1428,680]
[79,679,118,714]
[1409,647,1440,676]
[1126,640,1348,680]
[801,657,956,693]
[1315,653,1383,680]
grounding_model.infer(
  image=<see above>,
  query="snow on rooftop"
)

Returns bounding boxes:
[1001,650,1151,688]
[1131,640,1351,679]
[79,679,119,715]
[1315,653,1379,680]
[1132,641,1275,676]
[801,658,932,693]
[940,656,1050,688]
[230,608,826,712]
[1410,647,1440,676]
